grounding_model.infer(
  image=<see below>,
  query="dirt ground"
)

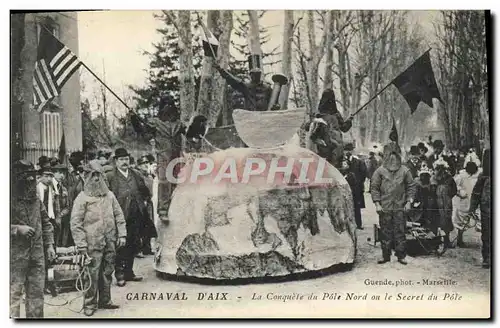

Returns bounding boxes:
[37,192,491,319]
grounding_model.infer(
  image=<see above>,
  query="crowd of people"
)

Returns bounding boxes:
[11,148,161,317]
[334,137,490,268]
[306,89,490,270]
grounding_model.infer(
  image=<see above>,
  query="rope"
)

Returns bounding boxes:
[43,257,92,314]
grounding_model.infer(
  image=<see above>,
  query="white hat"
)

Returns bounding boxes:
[417,165,433,176]
[433,157,449,169]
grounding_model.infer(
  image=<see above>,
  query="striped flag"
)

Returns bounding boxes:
[32,26,81,112]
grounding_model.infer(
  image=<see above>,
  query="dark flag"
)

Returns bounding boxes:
[389,116,398,143]
[392,50,443,113]
[200,27,219,58]
[32,26,82,112]
[58,132,66,164]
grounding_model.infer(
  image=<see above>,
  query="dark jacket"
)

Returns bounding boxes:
[405,158,422,179]
[367,156,380,180]
[54,181,71,247]
[137,171,158,239]
[106,168,151,246]
[216,67,272,111]
[435,173,457,233]
[410,179,438,231]
[347,156,367,208]
[67,171,85,208]
[11,198,54,270]
[470,175,491,220]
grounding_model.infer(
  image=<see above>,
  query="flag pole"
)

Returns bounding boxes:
[351,82,394,117]
[196,13,218,60]
[80,62,132,111]
[351,48,432,117]
[40,25,144,121]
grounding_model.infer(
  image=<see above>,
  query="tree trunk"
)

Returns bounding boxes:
[247,10,262,56]
[209,10,233,127]
[306,11,329,114]
[279,10,294,109]
[197,11,219,120]
[178,10,195,122]
[323,11,335,90]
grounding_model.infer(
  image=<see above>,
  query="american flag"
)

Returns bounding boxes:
[32,26,81,112]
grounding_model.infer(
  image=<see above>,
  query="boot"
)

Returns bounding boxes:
[457,230,465,248]
[377,258,390,264]
[397,257,408,265]
[444,234,454,249]
[377,250,390,264]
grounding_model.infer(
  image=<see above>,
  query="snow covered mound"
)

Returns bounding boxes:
[232,108,306,148]
[154,144,356,281]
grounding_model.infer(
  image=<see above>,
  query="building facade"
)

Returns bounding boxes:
[13,12,82,164]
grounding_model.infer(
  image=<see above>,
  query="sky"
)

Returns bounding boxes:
[77,10,439,117]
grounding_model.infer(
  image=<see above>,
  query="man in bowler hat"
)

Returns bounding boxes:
[106,148,151,286]
[406,145,422,179]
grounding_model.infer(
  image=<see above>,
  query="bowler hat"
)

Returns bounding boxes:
[409,145,419,156]
[344,143,355,151]
[114,148,130,159]
[37,156,51,170]
[417,142,428,153]
[432,140,445,149]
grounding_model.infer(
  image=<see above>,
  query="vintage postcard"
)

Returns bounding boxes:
[9,9,490,319]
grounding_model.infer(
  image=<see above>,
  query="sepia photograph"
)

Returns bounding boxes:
[9,8,491,319]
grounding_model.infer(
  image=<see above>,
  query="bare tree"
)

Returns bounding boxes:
[435,11,488,150]
[177,10,196,122]
[322,11,336,90]
[279,10,294,109]
[209,10,233,127]
[247,10,262,57]
[197,11,219,120]
[306,10,330,114]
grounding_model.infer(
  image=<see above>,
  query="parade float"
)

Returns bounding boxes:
[154,108,357,282]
